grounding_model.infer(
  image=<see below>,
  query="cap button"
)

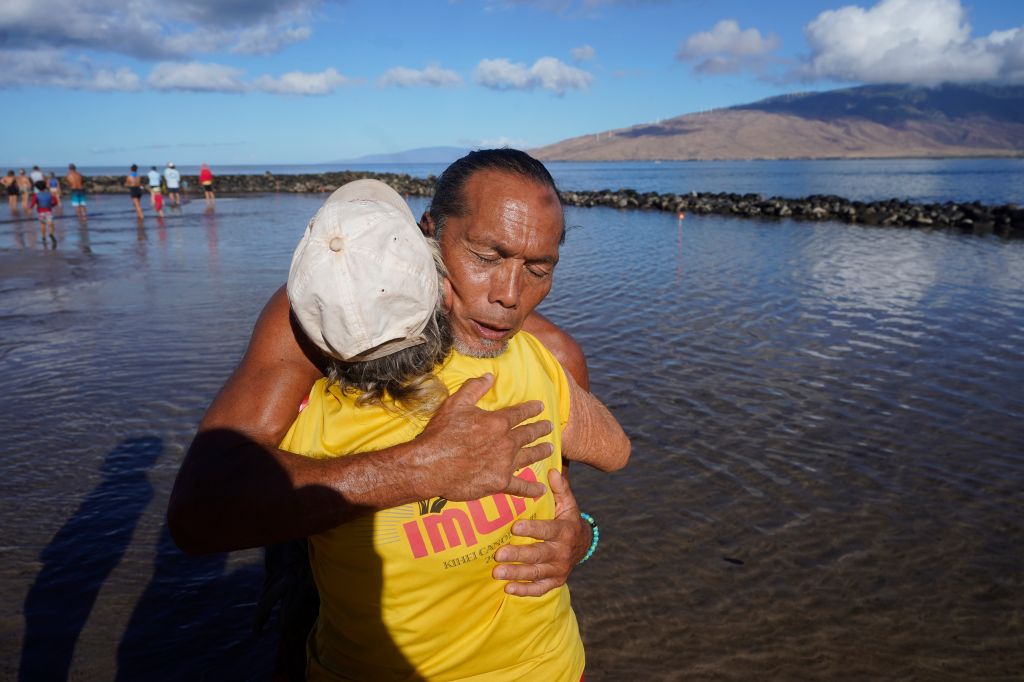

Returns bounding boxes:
[329,236,345,252]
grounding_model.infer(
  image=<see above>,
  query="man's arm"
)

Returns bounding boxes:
[491,311,629,594]
[168,286,552,554]
[561,371,630,471]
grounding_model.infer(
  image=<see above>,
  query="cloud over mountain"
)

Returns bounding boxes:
[677,20,780,75]
[799,0,1024,85]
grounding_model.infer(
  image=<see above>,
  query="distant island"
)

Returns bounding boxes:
[332,146,470,164]
[530,84,1024,161]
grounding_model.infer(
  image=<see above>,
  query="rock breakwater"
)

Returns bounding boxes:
[78,171,1023,237]
[559,189,1024,237]
[80,171,436,198]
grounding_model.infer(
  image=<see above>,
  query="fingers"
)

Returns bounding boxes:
[447,373,494,406]
[493,541,549,565]
[504,578,560,598]
[548,469,579,516]
[509,418,552,448]
[505,518,562,543]
[502,469,547,499]
[493,559,566,597]
[496,399,546,429]
[511,442,553,473]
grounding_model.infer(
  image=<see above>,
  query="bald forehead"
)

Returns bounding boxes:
[461,169,564,238]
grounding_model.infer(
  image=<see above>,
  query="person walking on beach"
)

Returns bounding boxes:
[29,165,44,186]
[147,166,161,209]
[47,172,61,212]
[30,180,57,246]
[65,164,87,220]
[2,171,18,215]
[164,162,181,207]
[16,169,33,214]
[152,185,165,216]
[125,164,145,220]
[199,163,215,204]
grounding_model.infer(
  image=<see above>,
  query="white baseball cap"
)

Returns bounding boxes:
[287,179,439,362]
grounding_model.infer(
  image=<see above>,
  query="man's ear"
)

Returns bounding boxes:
[442,279,453,311]
[419,210,436,238]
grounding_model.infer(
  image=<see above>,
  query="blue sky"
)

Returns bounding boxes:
[2,0,1021,166]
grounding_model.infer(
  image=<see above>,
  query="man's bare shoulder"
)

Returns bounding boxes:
[522,311,589,390]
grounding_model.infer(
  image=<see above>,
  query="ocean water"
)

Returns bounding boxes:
[19,157,1024,205]
[1,174,1022,679]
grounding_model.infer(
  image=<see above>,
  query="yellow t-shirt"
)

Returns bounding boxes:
[280,331,585,682]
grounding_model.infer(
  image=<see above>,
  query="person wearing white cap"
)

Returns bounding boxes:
[277,178,628,680]
[170,150,611,599]
[163,162,181,206]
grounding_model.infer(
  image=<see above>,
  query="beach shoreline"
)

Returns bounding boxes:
[62,170,1024,237]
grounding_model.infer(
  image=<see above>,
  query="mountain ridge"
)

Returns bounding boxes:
[531,84,1024,161]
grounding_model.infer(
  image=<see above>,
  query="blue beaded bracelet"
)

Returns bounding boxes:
[578,512,600,565]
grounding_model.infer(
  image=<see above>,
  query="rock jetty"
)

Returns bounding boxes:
[80,171,436,198]
[558,189,1024,237]
[78,171,1023,237]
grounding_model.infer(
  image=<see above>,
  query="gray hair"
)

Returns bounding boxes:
[325,239,452,416]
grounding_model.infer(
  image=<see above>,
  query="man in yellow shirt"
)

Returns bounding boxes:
[170,150,610,590]
[280,179,628,679]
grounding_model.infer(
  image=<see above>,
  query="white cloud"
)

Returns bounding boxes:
[378,65,463,88]
[0,0,318,61]
[91,68,143,92]
[147,62,247,92]
[254,68,350,95]
[475,56,594,94]
[677,20,779,75]
[231,23,313,55]
[799,0,1024,85]
[0,49,141,91]
[570,45,596,62]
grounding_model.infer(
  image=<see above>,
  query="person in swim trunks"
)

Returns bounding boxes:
[164,162,181,207]
[125,164,144,220]
[199,163,215,204]
[16,169,32,214]
[3,171,18,215]
[65,164,87,220]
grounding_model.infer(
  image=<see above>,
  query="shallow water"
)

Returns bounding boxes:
[1,194,1022,680]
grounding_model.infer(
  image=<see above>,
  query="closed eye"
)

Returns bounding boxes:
[526,265,551,278]
[471,250,500,264]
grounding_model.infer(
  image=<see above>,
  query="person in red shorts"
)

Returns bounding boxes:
[30,180,57,246]
[199,163,215,204]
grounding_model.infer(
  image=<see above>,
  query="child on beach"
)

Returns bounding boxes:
[30,180,57,246]
[152,186,165,216]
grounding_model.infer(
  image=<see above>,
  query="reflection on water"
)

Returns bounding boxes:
[0,193,1022,679]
